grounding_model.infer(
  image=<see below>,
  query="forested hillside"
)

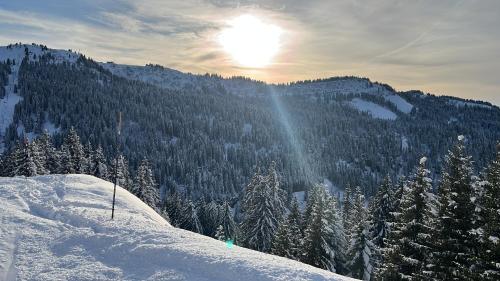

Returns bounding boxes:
[1,43,500,280]
[1,43,500,201]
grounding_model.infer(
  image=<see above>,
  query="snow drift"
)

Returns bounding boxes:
[0,175,355,281]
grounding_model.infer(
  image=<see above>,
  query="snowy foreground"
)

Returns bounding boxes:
[0,175,355,281]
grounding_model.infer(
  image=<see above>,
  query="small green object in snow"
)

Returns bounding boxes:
[226,239,234,249]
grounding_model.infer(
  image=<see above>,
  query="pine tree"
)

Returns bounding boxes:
[346,187,372,280]
[375,181,409,281]
[287,197,305,260]
[432,137,479,280]
[133,159,159,210]
[218,200,238,242]
[31,139,47,175]
[36,131,59,173]
[302,184,335,271]
[163,189,183,227]
[477,143,500,280]
[61,127,85,173]
[92,145,108,179]
[13,139,38,177]
[342,184,354,235]
[240,163,286,252]
[179,200,203,234]
[271,220,293,258]
[114,155,131,190]
[198,200,220,238]
[326,195,348,274]
[215,225,226,241]
[377,157,435,280]
[83,141,94,174]
[370,176,394,275]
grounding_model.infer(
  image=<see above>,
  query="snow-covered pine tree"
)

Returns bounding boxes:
[271,220,293,258]
[114,155,131,191]
[380,157,435,280]
[36,131,59,173]
[57,128,85,174]
[302,184,335,271]
[342,184,354,236]
[267,162,287,218]
[218,200,238,242]
[133,159,159,210]
[198,200,221,238]
[31,138,47,175]
[92,145,108,180]
[375,180,409,281]
[431,137,479,280]
[304,181,321,228]
[346,187,373,280]
[13,139,38,177]
[59,144,75,174]
[477,143,500,280]
[287,197,305,260]
[83,141,94,174]
[179,200,203,234]
[369,176,394,274]
[215,225,226,241]
[240,163,286,252]
[163,189,184,227]
[326,195,348,274]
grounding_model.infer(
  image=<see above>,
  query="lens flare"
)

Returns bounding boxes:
[218,15,282,68]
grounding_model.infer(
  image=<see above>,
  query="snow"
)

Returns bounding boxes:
[0,175,355,281]
[401,136,409,151]
[42,119,61,134]
[458,135,465,141]
[243,123,252,135]
[447,99,492,109]
[489,236,499,245]
[420,157,427,165]
[349,98,397,120]
[292,191,306,210]
[383,95,413,113]
[101,63,198,91]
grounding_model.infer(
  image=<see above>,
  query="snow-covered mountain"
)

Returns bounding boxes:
[0,174,355,281]
[1,42,499,199]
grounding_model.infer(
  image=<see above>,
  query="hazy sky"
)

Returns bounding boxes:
[1,0,499,105]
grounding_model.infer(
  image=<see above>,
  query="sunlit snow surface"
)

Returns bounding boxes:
[349,98,397,120]
[0,175,356,281]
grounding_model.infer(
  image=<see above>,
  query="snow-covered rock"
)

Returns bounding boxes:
[0,175,355,281]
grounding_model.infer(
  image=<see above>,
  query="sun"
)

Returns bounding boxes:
[218,15,282,68]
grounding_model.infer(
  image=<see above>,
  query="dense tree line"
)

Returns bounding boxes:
[160,136,500,280]
[0,128,159,211]
[163,137,500,280]
[2,48,499,203]
[1,123,499,280]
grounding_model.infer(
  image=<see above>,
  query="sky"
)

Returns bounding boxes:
[0,0,499,105]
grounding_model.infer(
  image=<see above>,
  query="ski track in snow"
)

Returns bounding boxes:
[0,231,17,281]
[0,175,356,281]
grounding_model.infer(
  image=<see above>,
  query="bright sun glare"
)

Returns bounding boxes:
[218,15,282,68]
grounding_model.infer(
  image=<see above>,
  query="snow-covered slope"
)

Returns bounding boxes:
[0,44,79,152]
[0,175,355,281]
[349,98,397,120]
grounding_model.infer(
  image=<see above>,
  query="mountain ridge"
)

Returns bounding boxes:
[1,42,496,108]
[1,42,499,200]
